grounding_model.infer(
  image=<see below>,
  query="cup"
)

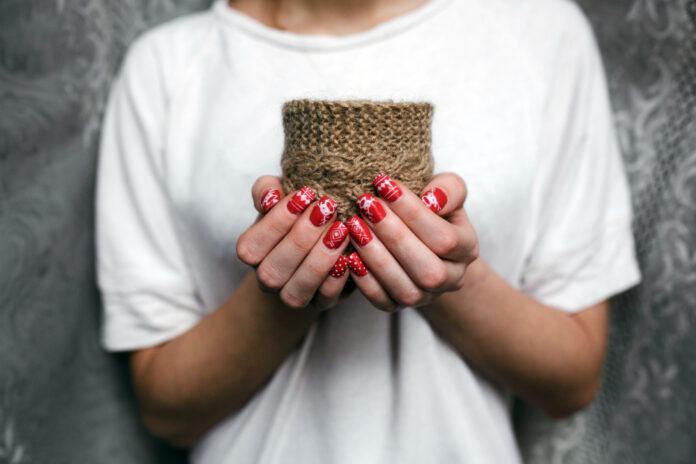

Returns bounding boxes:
[281,99,434,223]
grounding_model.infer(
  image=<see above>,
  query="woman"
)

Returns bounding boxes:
[95,0,641,462]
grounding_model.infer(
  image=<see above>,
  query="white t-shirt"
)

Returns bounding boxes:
[95,0,641,462]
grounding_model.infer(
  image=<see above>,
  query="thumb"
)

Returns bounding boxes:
[252,175,284,214]
[419,172,468,216]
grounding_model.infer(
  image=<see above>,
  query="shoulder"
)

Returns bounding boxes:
[467,0,599,83]
[117,9,221,94]
[519,0,599,59]
[477,0,593,36]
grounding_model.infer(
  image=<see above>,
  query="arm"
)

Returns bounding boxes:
[96,41,348,447]
[130,272,321,448]
[347,173,607,418]
[130,178,351,448]
[417,258,607,418]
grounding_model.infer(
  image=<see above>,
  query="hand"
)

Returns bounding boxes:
[345,173,479,312]
[236,176,352,310]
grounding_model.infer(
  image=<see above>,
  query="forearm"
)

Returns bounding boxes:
[130,271,322,446]
[417,258,607,417]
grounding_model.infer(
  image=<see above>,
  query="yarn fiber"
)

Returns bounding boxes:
[281,100,434,222]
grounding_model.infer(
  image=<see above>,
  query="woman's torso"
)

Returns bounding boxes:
[143,0,563,461]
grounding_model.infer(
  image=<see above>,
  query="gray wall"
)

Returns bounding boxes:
[1,0,694,463]
[0,2,212,462]
[516,1,696,463]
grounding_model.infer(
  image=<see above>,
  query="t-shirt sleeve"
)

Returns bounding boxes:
[95,34,203,352]
[519,5,641,313]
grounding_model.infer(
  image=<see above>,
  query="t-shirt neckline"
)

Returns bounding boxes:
[212,0,452,52]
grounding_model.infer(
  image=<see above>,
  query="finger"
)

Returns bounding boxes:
[237,186,317,266]
[279,221,350,309]
[417,172,467,216]
[251,176,284,213]
[313,255,351,310]
[444,208,480,264]
[356,192,465,292]
[374,171,467,217]
[372,173,472,262]
[420,175,478,263]
[347,252,401,312]
[346,216,425,307]
[257,196,337,291]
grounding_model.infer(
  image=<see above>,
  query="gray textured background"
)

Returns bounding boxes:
[1,1,694,463]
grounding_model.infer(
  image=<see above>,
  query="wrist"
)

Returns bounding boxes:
[418,258,492,316]
[238,271,323,326]
[459,258,493,293]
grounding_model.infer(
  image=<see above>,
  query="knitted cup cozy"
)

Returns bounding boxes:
[281,100,434,224]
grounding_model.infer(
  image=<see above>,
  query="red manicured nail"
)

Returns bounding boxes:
[329,255,349,278]
[373,173,402,202]
[260,189,281,213]
[421,188,447,213]
[356,193,386,223]
[348,252,368,277]
[287,187,316,215]
[346,216,373,247]
[310,196,337,227]
[323,221,348,249]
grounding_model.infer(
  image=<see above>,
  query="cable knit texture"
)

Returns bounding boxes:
[281,100,434,223]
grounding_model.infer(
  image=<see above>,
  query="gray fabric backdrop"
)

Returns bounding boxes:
[1,1,694,463]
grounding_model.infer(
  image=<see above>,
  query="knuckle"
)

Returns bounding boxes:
[389,226,410,247]
[268,216,290,238]
[362,286,385,305]
[289,230,316,254]
[280,290,308,310]
[402,204,424,224]
[453,271,468,290]
[304,258,328,280]
[236,236,259,266]
[397,288,423,307]
[418,263,448,291]
[316,286,336,302]
[462,227,479,262]
[467,241,480,262]
[370,253,392,273]
[432,229,458,256]
[457,176,468,200]
[256,264,283,291]
[317,278,337,298]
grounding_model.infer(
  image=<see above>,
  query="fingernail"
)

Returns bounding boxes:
[356,193,386,224]
[310,196,337,227]
[260,189,281,213]
[348,252,368,277]
[346,216,373,247]
[421,188,447,213]
[329,255,349,278]
[323,221,348,249]
[373,173,402,202]
[287,187,316,215]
